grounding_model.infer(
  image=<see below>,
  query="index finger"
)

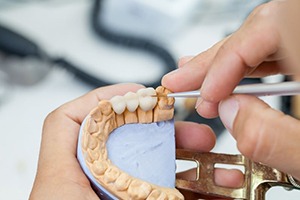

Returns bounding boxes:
[201,2,281,103]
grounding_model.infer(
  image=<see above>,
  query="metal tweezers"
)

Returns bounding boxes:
[172,82,300,199]
[176,150,300,200]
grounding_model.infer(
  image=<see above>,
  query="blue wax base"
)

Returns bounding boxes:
[107,120,176,188]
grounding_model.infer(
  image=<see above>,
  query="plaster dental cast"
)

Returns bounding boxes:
[77,86,183,199]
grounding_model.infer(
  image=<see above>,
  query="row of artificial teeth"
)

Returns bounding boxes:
[110,88,157,114]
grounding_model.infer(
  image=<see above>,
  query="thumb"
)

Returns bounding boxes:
[219,95,300,180]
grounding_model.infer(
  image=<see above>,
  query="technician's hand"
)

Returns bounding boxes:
[29,83,242,200]
[163,1,289,118]
[29,84,144,200]
[163,0,300,181]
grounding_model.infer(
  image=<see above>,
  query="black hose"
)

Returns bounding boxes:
[90,0,177,88]
[0,0,177,88]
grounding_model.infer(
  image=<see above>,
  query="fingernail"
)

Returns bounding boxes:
[195,97,203,109]
[180,55,194,60]
[165,69,179,76]
[178,56,194,68]
[219,97,239,132]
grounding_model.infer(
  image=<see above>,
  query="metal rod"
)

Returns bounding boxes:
[167,81,300,98]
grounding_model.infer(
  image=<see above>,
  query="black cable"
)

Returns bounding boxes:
[0,24,111,87]
[90,0,177,88]
[0,25,41,58]
[52,57,110,87]
[0,1,177,88]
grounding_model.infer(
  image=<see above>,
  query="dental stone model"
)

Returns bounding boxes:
[77,86,184,200]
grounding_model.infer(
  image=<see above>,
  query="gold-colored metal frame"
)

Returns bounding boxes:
[176,149,298,200]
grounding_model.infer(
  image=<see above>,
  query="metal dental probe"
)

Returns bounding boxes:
[166,81,300,98]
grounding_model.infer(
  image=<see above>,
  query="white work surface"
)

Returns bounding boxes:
[0,1,299,199]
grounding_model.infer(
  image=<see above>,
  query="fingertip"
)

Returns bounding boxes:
[175,121,216,151]
[219,96,239,134]
[214,168,244,188]
[162,55,197,90]
[161,69,179,90]
[195,99,219,119]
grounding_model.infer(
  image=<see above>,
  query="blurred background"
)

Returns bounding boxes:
[0,0,299,199]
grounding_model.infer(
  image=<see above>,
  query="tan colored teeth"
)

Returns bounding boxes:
[87,134,98,150]
[115,173,131,191]
[128,180,152,199]
[90,107,103,122]
[85,117,99,134]
[92,160,108,176]
[154,86,175,122]
[81,86,183,199]
[104,166,121,183]
[147,189,167,199]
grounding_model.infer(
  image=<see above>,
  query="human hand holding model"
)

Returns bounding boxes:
[29,83,243,200]
[163,0,300,181]
[29,84,144,200]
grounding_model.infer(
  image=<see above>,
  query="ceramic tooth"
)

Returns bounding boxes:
[110,95,126,114]
[124,92,139,112]
[137,88,157,111]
